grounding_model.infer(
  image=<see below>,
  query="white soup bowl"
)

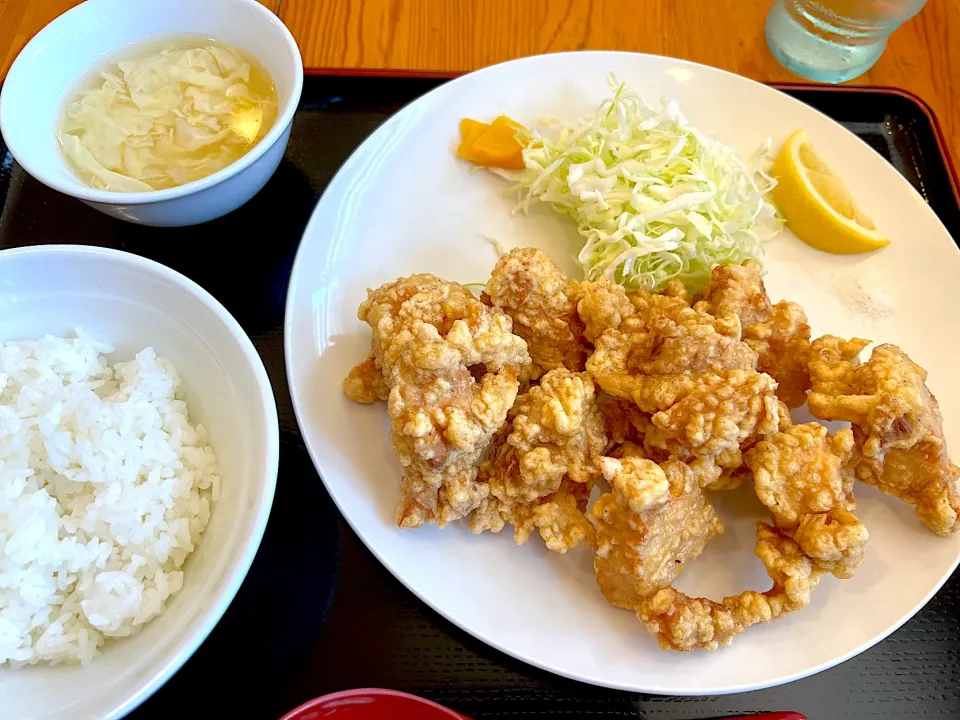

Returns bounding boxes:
[0,0,303,227]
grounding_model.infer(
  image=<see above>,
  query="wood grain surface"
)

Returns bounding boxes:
[1,0,957,161]
[0,0,277,77]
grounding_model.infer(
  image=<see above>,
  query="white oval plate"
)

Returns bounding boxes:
[285,52,960,695]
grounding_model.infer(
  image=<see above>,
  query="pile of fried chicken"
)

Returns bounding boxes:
[343,248,960,651]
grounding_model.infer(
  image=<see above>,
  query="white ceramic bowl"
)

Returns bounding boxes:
[0,0,303,227]
[0,245,280,719]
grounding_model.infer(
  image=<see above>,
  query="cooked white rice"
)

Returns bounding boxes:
[0,331,218,666]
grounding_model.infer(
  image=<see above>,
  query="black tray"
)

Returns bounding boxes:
[2,76,960,720]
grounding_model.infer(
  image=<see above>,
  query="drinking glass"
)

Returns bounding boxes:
[766,0,928,83]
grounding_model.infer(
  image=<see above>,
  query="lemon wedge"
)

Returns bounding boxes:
[772,129,889,254]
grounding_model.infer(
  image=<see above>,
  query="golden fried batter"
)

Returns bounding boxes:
[807,335,870,396]
[744,301,812,410]
[591,451,822,652]
[342,353,389,404]
[484,248,588,380]
[345,274,487,403]
[355,274,489,366]
[506,480,595,553]
[346,274,530,528]
[809,337,960,536]
[577,280,637,343]
[694,260,772,328]
[470,369,606,552]
[587,304,780,480]
[589,457,723,609]
[637,524,822,651]
[749,423,857,524]
[600,398,756,491]
[746,423,869,578]
[645,371,780,460]
[577,279,693,342]
[600,399,674,464]
[701,400,793,492]
[696,260,812,408]
[600,398,649,450]
[587,305,755,409]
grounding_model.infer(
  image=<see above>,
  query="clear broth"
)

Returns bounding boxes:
[57,35,279,192]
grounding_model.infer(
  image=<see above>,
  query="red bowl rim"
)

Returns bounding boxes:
[279,688,469,720]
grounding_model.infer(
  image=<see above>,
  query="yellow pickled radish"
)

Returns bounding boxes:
[456,115,527,169]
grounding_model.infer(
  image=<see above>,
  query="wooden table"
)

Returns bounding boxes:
[2,0,957,161]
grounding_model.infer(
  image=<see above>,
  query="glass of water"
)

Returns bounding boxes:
[766,0,927,83]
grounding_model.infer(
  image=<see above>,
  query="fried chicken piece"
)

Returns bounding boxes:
[743,301,811,410]
[807,335,870,396]
[577,279,693,342]
[694,261,811,408]
[587,297,780,490]
[587,306,779,474]
[644,371,781,460]
[637,524,822,651]
[700,400,794,492]
[749,423,857,522]
[600,398,749,490]
[349,272,526,387]
[484,248,588,380]
[746,423,869,578]
[353,274,487,367]
[601,398,642,447]
[469,369,606,552]
[577,280,636,343]
[346,274,530,528]
[502,480,596,553]
[589,457,724,609]
[808,337,960,536]
[699,455,751,491]
[660,278,693,305]
[342,353,389,403]
[587,304,754,409]
[694,260,771,328]
[387,322,525,528]
[600,398,660,454]
[344,274,483,403]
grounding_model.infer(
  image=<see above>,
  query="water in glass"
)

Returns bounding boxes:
[766,0,927,83]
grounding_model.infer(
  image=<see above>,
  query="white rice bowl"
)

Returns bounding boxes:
[0,331,218,666]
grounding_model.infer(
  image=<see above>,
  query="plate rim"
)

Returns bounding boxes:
[283,49,960,695]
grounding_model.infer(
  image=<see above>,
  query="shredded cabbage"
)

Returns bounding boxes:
[58,40,277,192]
[494,75,781,292]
